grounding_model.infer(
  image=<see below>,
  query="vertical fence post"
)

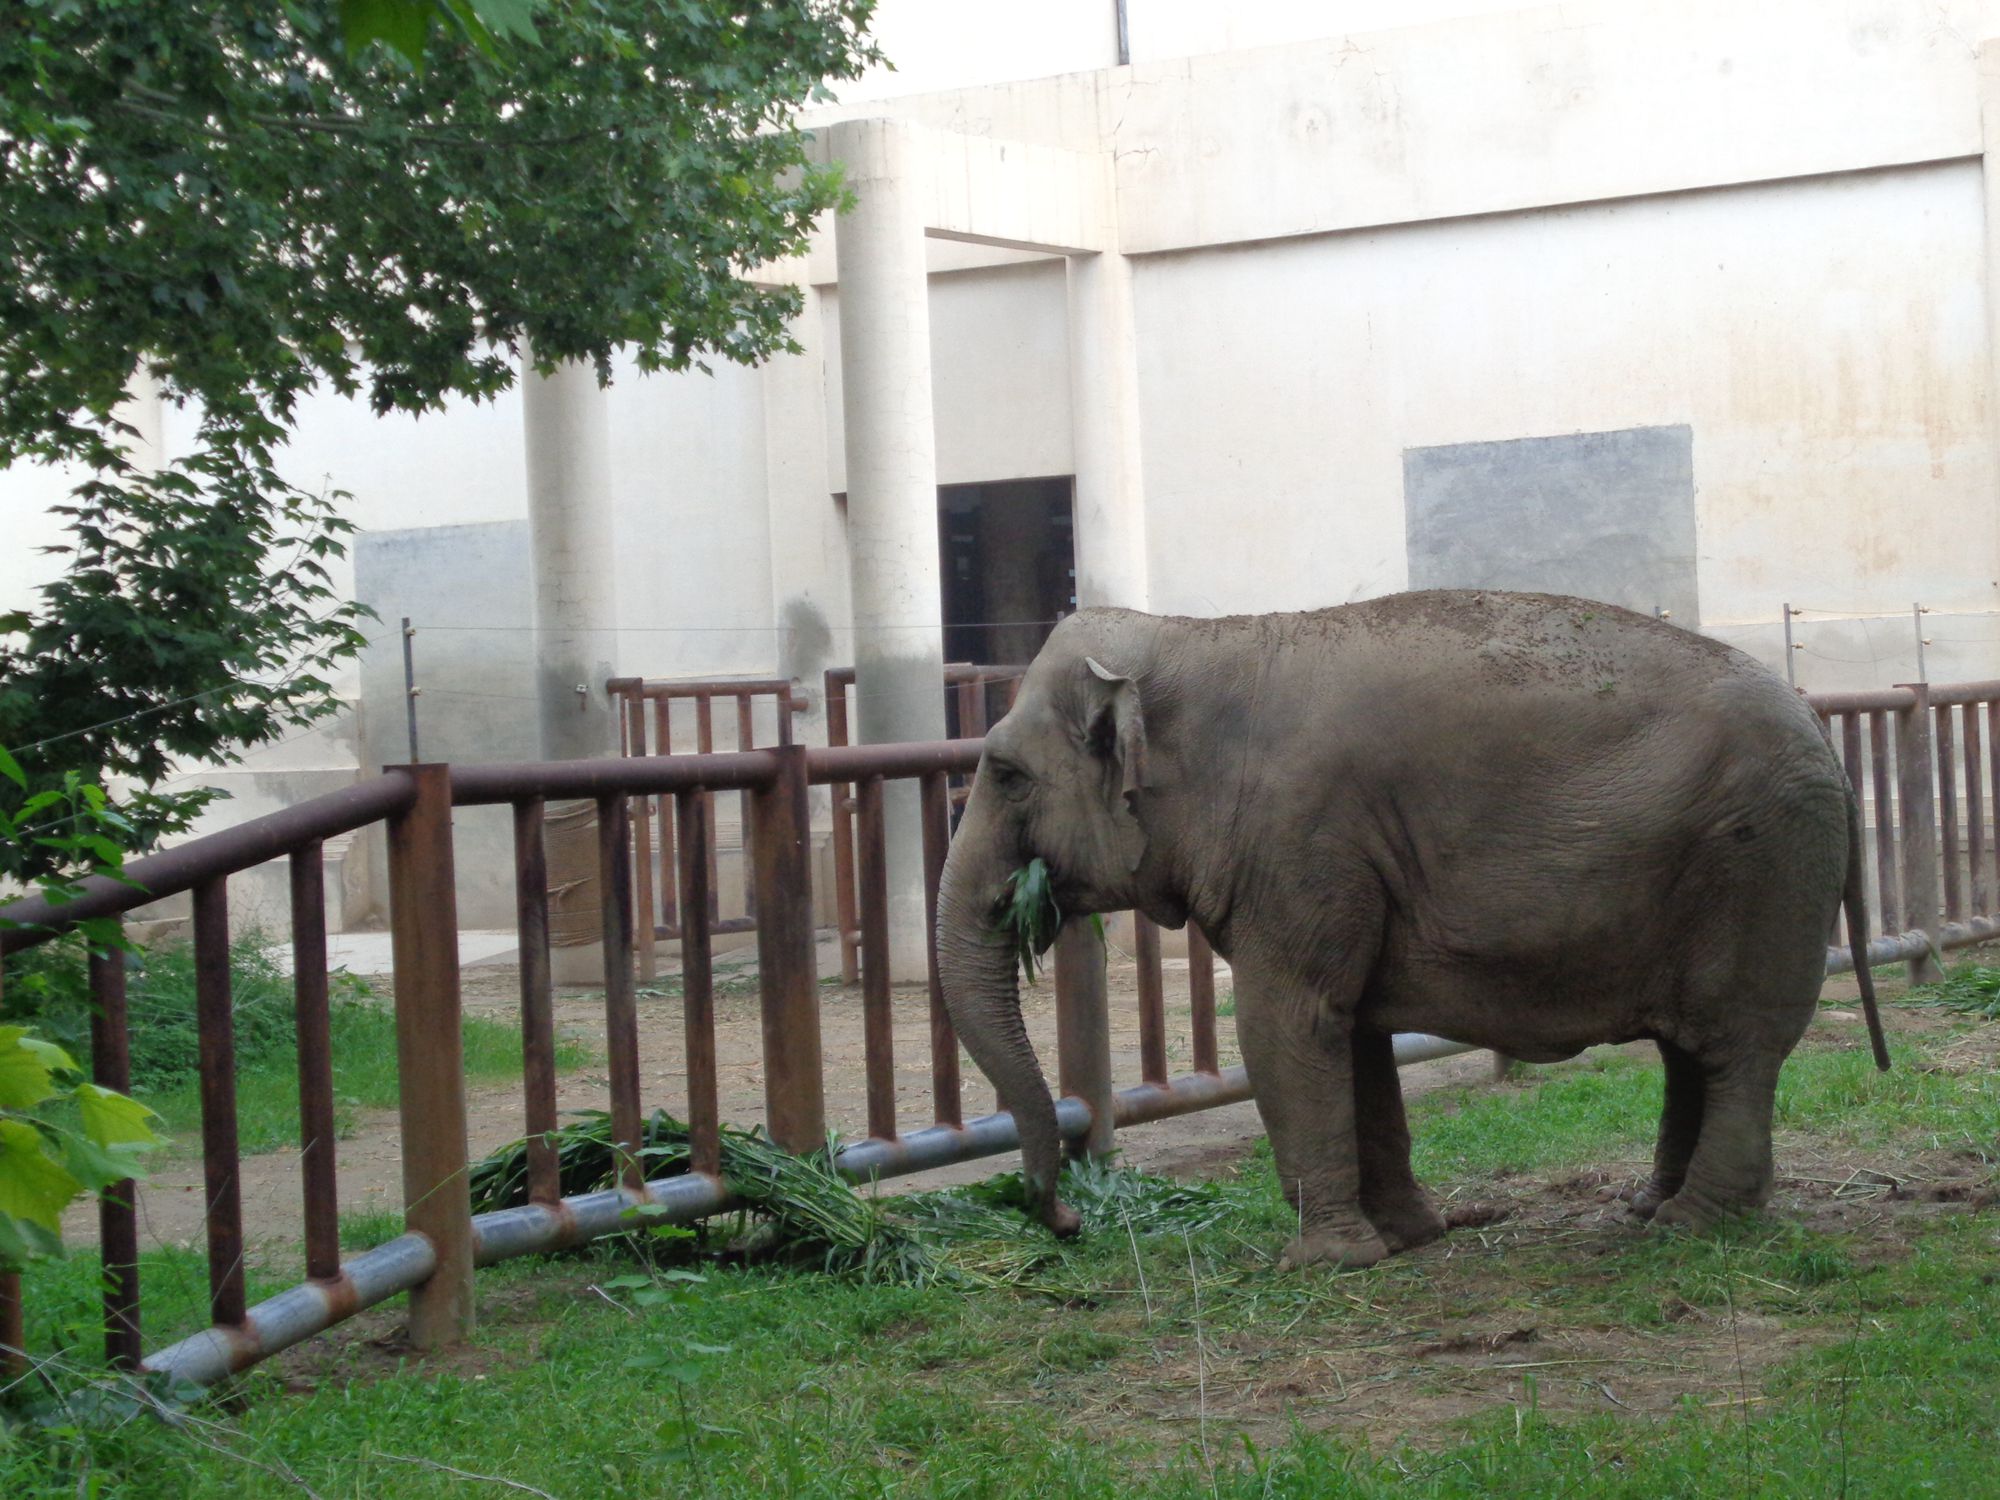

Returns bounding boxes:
[387,763,475,1349]
[677,789,722,1179]
[1894,683,1946,984]
[753,744,825,1153]
[0,964,21,1380]
[513,799,562,1207]
[88,930,142,1368]
[598,794,644,1195]
[623,690,658,984]
[288,848,341,1288]
[827,674,861,985]
[1053,921,1115,1161]
[855,775,897,1142]
[193,877,246,1331]
[919,771,961,1129]
[1133,915,1168,1087]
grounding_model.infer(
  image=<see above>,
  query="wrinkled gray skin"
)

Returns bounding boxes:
[936,590,1882,1269]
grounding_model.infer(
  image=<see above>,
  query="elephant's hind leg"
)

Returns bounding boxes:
[1235,957,1388,1271]
[1353,1028,1446,1253]
[1629,1039,1706,1221]
[1650,1050,1784,1230]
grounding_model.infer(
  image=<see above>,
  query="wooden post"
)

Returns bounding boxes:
[1054,921,1115,1162]
[387,764,475,1349]
[752,745,826,1152]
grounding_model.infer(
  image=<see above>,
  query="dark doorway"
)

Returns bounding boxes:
[937,477,1076,669]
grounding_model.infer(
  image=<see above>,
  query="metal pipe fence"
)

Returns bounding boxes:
[6,674,1999,1386]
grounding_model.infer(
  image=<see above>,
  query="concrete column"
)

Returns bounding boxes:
[831,118,949,978]
[523,357,622,983]
[522,357,621,762]
[761,285,850,749]
[1066,248,1149,611]
[1982,41,2000,585]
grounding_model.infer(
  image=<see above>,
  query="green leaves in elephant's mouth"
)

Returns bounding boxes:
[994,858,1103,985]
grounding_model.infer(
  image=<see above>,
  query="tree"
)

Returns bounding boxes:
[0,0,879,877]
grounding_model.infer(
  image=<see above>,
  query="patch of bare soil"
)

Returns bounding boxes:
[1080,1151,1996,1455]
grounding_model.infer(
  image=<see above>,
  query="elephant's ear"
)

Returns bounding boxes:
[1083,657,1149,870]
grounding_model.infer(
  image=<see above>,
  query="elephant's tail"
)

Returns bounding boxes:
[1844,786,1892,1071]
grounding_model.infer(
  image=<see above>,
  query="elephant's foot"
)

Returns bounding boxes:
[1366,1199,1447,1255]
[1649,1185,1762,1233]
[1626,1178,1677,1222]
[1040,1198,1083,1239]
[1278,1224,1388,1272]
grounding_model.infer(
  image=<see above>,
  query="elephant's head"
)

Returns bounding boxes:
[936,622,1156,1237]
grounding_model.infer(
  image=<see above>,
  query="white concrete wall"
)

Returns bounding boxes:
[821,259,1074,491]
[1132,158,1996,690]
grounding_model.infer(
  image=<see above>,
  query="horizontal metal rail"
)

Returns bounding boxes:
[450,750,782,804]
[142,1035,1477,1388]
[0,775,419,952]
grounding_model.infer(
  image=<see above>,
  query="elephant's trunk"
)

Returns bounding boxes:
[935,822,1080,1238]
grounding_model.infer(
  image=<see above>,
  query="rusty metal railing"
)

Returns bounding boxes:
[606,675,806,981]
[11,672,2000,1387]
[824,662,1026,982]
[1810,677,2000,980]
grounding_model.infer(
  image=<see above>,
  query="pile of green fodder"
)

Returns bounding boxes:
[1906,963,2000,1021]
[468,1109,1238,1290]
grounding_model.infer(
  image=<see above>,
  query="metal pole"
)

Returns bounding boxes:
[1053,920,1115,1161]
[1783,603,1796,689]
[1915,602,1930,683]
[1894,682,1946,985]
[386,763,475,1349]
[751,745,825,1153]
[401,617,420,763]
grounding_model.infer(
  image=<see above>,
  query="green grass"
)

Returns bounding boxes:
[138,994,586,1155]
[4,1019,1995,1498]
[3,930,589,1155]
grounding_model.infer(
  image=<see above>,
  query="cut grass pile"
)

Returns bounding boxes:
[469,1107,1234,1291]
[3,1009,1995,1498]
[1904,960,2000,1020]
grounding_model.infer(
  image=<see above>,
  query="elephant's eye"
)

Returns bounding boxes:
[985,760,1033,801]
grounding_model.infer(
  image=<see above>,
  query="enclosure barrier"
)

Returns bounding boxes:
[5,673,2000,1386]
[823,662,1026,982]
[606,674,806,981]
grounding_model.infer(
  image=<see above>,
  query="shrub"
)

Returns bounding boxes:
[1,931,330,1092]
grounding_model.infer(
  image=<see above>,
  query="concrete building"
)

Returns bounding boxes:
[7,0,2000,942]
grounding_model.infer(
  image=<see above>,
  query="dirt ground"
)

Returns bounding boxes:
[104,943,1503,1259]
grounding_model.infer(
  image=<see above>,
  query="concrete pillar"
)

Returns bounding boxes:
[522,357,621,762]
[1066,248,1149,611]
[761,285,850,749]
[523,357,622,983]
[1981,41,2000,586]
[831,118,949,978]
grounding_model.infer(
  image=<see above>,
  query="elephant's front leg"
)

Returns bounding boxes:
[1236,968,1386,1271]
[1353,1027,1446,1254]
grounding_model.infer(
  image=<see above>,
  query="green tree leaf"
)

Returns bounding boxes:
[75,1082,163,1150]
[0,1027,73,1110]
[0,1,881,874]
[0,1118,86,1237]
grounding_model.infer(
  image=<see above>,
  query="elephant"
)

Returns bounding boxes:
[934,589,1888,1269]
